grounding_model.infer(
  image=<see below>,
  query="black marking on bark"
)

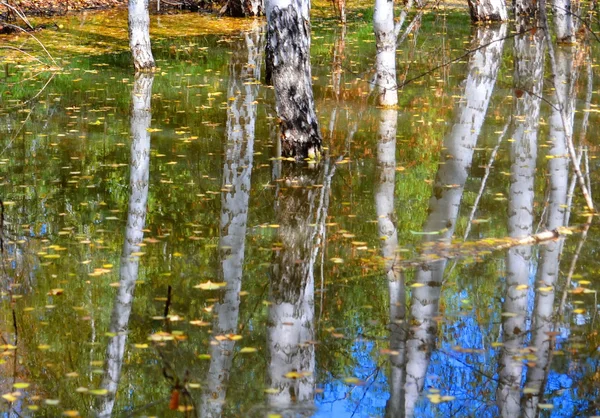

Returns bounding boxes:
[267,5,322,161]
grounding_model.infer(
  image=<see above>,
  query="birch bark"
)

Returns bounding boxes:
[468,0,508,22]
[373,0,397,106]
[129,0,155,71]
[266,0,321,160]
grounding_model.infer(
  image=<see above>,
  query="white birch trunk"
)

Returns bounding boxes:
[201,27,262,418]
[468,0,508,22]
[404,25,506,418]
[373,0,397,106]
[96,73,153,417]
[496,23,545,417]
[266,0,321,160]
[553,0,575,43]
[129,0,155,71]
[521,45,576,417]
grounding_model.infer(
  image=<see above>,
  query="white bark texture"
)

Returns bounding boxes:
[129,0,155,71]
[403,25,506,418]
[553,0,575,43]
[468,0,508,22]
[496,24,545,418]
[267,167,322,416]
[521,45,576,418]
[374,0,397,106]
[266,0,322,160]
[96,73,153,417]
[201,27,262,418]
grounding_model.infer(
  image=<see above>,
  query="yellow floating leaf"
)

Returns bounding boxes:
[89,389,108,396]
[343,377,364,385]
[63,411,80,417]
[194,281,227,290]
[2,393,17,402]
[239,347,257,353]
[13,383,29,389]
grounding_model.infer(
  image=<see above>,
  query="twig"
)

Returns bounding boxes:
[0,1,34,30]
[1,23,59,67]
[541,10,595,212]
[163,285,172,318]
[463,119,509,241]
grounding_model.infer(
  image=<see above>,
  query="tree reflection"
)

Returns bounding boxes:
[521,44,578,417]
[267,158,335,415]
[373,108,407,418]
[201,25,263,418]
[95,72,153,417]
[496,19,545,417]
[401,25,506,417]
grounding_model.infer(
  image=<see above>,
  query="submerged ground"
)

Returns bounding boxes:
[0,4,599,417]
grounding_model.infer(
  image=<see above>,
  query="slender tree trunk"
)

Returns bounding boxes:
[267,166,323,415]
[129,0,155,71]
[468,0,508,22]
[521,45,576,417]
[553,0,575,42]
[496,20,545,417]
[404,25,506,418]
[96,73,153,417]
[201,27,262,418]
[373,0,398,106]
[266,0,322,160]
[374,108,407,418]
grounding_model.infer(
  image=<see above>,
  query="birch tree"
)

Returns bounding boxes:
[404,25,507,418]
[96,73,153,417]
[373,0,397,106]
[265,0,322,160]
[521,45,577,417]
[201,26,262,418]
[553,0,575,43]
[496,21,545,417]
[129,0,155,71]
[468,0,508,22]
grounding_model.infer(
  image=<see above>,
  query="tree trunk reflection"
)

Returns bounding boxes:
[95,73,153,417]
[496,20,545,417]
[521,44,577,418]
[403,25,506,418]
[201,25,263,418]
[266,160,335,416]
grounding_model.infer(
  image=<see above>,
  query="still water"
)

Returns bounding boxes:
[0,6,599,417]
